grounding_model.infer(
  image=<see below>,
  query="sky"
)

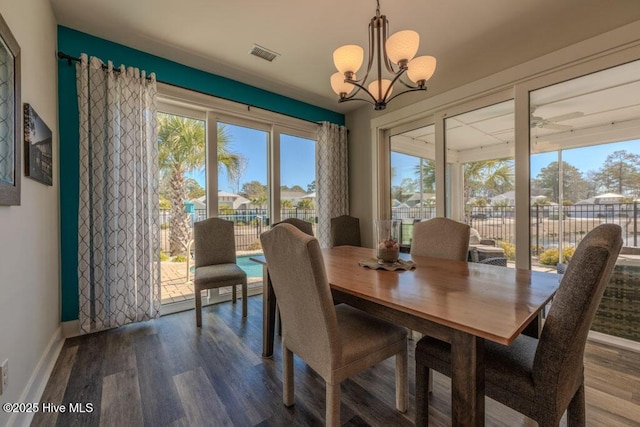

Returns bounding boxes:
[188,123,316,194]
[392,138,640,188]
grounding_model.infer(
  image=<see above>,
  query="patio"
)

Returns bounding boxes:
[160,259,264,305]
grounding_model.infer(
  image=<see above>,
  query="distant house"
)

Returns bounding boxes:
[189,191,251,211]
[405,192,435,207]
[490,191,515,206]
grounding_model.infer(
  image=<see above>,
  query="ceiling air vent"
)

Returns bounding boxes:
[249,44,280,62]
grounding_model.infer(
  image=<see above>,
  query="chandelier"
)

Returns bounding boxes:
[330,0,437,110]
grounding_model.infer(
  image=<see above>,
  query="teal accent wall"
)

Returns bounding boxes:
[59,26,344,322]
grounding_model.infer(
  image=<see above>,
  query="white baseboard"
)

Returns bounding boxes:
[8,326,64,427]
[588,330,640,353]
[61,319,81,338]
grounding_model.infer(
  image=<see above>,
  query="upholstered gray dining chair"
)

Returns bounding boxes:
[411,217,470,261]
[273,217,314,236]
[193,218,247,327]
[330,215,361,247]
[260,224,408,426]
[414,223,622,426]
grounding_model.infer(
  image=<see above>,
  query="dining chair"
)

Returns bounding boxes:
[411,217,470,261]
[273,217,314,236]
[260,224,408,426]
[330,215,361,247]
[414,223,622,426]
[193,218,247,327]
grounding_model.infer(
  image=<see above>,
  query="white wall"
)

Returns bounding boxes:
[0,1,60,425]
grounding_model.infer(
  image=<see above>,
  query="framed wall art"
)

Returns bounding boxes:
[24,103,52,185]
[0,13,21,205]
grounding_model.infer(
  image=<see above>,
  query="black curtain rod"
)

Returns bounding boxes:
[57,51,330,127]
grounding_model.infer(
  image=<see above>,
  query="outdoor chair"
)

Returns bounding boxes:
[260,224,408,426]
[273,217,314,236]
[414,224,622,426]
[411,217,470,261]
[330,215,361,247]
[193,218,247,326]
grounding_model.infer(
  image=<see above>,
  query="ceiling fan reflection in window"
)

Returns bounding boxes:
[530,106,584,131]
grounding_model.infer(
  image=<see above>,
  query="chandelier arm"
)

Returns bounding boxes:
[338,97,375,107]
[344,79,379,104]
[398,77,420,89]
[381,67,410,101]
[384,86,427,104]
[355,19,376,86]
[381,14,396,74]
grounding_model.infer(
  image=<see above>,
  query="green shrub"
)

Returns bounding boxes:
[499,241,516,260]
[173,254,187,262]
[539,246,576,265]
[160,252,170,261]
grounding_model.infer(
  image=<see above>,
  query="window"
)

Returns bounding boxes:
[530,59,640,270]
[157,85,318,313]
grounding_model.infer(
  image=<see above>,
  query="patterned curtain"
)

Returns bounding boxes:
[76,54,160,334]
[316,122,349,248]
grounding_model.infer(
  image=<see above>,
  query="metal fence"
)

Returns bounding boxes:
[160,208,317,253]
[392,202,639,252]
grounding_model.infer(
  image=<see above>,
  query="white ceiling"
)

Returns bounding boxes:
[51,0,640,114]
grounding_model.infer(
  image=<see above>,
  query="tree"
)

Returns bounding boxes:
[464,159,514,199]
[280,184,305,193]
[241,180,268,200]
[414,159,436,193]
[185,178,205,199]
[392,177,417,203]
[158,114,241,255]
[229,157,248,195]
[593,150,640,196]
[280,199,294,208]
[297,198,314,209]
[532,161,589,203]
[307,180,316,193]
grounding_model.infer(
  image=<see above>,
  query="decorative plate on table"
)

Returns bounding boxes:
[358,258,416,271]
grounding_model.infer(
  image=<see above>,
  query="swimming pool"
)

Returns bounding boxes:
[237,254,264,278]
[190,254,263,278]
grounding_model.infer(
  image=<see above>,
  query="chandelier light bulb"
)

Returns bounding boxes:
[330,72,355,96]
[385,30,419,65]
[407,55,437,83]
[333,45,364,74]
[368,79,393,101]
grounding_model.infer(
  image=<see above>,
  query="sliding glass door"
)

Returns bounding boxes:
[390,124,436,248]
[157,93,319,312]
[157,109,207,305]
[445,100,516,267]
[216,119,270,297]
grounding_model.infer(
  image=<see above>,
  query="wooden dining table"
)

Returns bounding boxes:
[251,245,560,426]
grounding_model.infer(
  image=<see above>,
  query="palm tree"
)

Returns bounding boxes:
[158,114,241,255]
[464,159,514,223]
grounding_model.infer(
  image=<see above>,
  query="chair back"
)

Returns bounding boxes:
[193,218,236,267]
[273,217,314,236]
[260,224,339,369]
[411,217,470,261]
[330,215,361,247]
[534,224,622,402]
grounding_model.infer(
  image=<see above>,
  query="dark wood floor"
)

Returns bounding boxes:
[33,296,640,426]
